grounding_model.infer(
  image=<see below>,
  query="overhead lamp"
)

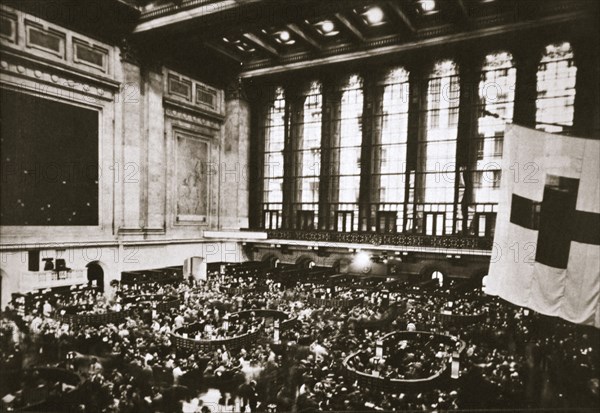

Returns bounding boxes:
[321,20,335,33]
[270,29,295,45]
[417,0,438,15]
[224,37,255,53]
[364,6,385,25]
[312,19,339,37]
[279,30,290,42]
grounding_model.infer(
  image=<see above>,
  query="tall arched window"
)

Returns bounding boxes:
[262,87,286,229]
[335,74,363,231]
[373,67,410,232]
[417,60,460,236]
[295,81,322,229]
[470,52,516,236]
[536,42,577,133]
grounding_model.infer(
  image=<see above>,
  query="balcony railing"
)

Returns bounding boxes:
[20,269,87,292]
[261,202,496,234]
[262,229,493,251]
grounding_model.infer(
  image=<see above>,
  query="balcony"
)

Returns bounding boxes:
[261,228,493,251]
[20,269,87,293]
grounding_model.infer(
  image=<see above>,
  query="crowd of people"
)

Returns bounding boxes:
[0,263,599,412]
[347,333,454,380]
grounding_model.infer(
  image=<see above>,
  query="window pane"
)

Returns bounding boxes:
[375,67,409,208]
[335,75,363,230]
[473,51,516,204]
[536,42,577,133]
[296,81,322,221]
[419,60,460,203]
[262,87,286,228]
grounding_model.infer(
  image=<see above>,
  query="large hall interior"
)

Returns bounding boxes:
[0,0,599,411]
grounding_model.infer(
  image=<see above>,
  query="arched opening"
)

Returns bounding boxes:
[86,261,104,293]
[262,254,281,269]
[482,275,489,294]
[296,256,316,269]
[431,270,444,287]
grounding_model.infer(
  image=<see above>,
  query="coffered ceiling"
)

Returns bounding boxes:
[6,0,598,84]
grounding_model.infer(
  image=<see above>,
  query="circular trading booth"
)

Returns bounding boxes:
[122,293,182,313]
[171,310,297,353]
[343,331,466,392]
[55,304,131,327]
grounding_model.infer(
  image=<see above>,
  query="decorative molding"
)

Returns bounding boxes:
[136,0,265,30]
[0,238,233,251]
[225,77,248,101]
[73,38,109,73]
[142,227,168,234]
[204,230,267,239]
[24,19,66,59]
[0,49,118,102]
[0,11,17,44]
[1,5,114,78]
[164,98,223,128]
[118,228,146,235]
[163,68,225,117]
[119,37,140,65]
[168,72,192,101]
[264,229,493,251]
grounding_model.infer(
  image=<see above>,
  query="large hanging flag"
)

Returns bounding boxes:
[487,125,600,328]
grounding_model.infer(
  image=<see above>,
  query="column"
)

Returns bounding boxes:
[572,38,600,138]
[222,79,251,229]
[143,65,167,230]
[512,44,541,129]
[118,41,143,232]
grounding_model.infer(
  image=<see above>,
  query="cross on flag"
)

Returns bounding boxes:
[488,125,600,328]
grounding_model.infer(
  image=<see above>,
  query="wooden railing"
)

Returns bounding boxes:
[171,327,262,353]
[123,294,183,312]
[277,292,364,309]
[230,309,299,331]
[171,309,298,352]
[55,306,131,327]
[343,331,465,392]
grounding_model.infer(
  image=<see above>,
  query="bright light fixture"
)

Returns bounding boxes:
[419,0,436,13]
[321,20,335,33]
[364,6,385,25]
[312,19,339,37]
[279,30,291,42]
[353,251,371,267]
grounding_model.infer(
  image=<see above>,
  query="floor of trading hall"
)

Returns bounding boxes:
[0,1,599,413]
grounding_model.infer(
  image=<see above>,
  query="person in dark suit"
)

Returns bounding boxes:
[238,380,258,412]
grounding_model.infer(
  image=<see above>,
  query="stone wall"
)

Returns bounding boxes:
[0,4,250,306]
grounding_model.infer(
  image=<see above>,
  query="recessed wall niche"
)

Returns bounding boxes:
[0,89,99,226]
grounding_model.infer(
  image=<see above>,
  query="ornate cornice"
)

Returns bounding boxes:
[119,37,141,65]
[264,229,493,251]
[0,49,118,103]
[163,98,223,130]
[225,77,248,101]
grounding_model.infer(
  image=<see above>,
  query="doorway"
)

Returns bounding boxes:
[86,261,104,293]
